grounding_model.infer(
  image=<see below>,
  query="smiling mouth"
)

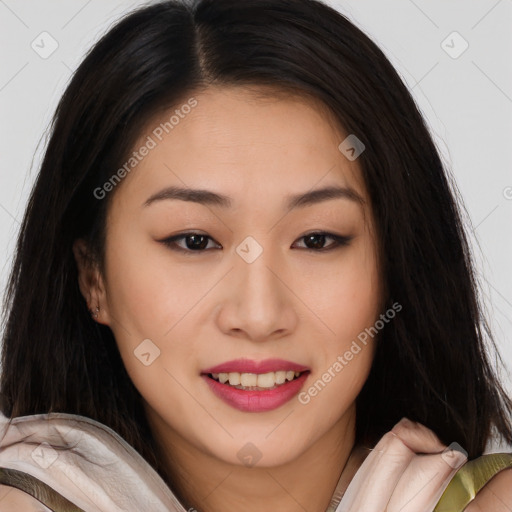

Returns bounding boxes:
[206,370,308,391]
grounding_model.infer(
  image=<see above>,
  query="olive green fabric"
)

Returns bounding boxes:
[434,452,512,512]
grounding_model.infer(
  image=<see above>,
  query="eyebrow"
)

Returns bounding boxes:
[143,185,364,210]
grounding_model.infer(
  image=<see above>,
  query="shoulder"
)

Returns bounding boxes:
[0,484,53,511]
[464,468,512,511]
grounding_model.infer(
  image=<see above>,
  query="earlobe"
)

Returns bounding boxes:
[72,238,110,325]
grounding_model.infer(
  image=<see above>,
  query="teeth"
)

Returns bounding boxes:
[210,370,302,389]
[228,372,241,386]
[256,372,276,388]
[275,371,286,384]
[240,373,257,387]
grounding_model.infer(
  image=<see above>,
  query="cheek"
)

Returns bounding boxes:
[101,235,196,421]
[101,230,214,394]
[300,237,381,345]
[297,237,380,403]
[297,251,379,423]
[103,231,210,338]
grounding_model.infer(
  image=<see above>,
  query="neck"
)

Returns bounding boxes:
[146,406,359,512]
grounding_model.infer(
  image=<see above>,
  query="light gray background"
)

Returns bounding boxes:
[1,0,511,449]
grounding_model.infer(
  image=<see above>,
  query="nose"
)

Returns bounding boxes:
[215,242,299,342]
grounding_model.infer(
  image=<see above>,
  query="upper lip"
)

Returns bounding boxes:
[201,358,310,375]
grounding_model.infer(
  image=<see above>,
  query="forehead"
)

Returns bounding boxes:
[116,84,368,209]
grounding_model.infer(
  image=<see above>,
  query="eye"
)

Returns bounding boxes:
[292,232,353,251]
[159,231,352,254]
[160,232,221,254]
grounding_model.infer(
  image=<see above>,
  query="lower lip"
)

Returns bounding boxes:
[201,372,310,412]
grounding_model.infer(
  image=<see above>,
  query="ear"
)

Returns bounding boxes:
[72,238,111,326]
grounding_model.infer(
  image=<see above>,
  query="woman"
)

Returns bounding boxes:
[0,0,511,510]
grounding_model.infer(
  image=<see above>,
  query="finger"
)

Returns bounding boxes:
[338,430,415,512]
[339,418,456,512]
[391,417,446,453]
[387,449,467,512]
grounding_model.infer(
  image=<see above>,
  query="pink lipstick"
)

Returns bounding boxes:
[201,358,310,412]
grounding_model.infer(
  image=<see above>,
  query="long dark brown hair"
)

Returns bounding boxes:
[1,0,511,484]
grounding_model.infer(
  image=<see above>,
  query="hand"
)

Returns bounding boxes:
[337,417,467,512]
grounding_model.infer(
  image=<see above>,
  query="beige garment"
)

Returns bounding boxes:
[0,412,186,512]
[0,412,363,511]
[1,412,510,512]
[0,411,370,512]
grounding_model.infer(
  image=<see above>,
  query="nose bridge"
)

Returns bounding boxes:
[234,234,283,304]
[215,233,296,341]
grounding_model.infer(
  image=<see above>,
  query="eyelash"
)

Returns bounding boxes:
[159,231,353,255]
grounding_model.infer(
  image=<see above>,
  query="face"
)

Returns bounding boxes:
[76,85,383,469]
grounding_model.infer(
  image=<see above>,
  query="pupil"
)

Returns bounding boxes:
[186,234,208,250]
[306,234,325,249]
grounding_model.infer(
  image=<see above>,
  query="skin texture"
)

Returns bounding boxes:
[73,84,397,511]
